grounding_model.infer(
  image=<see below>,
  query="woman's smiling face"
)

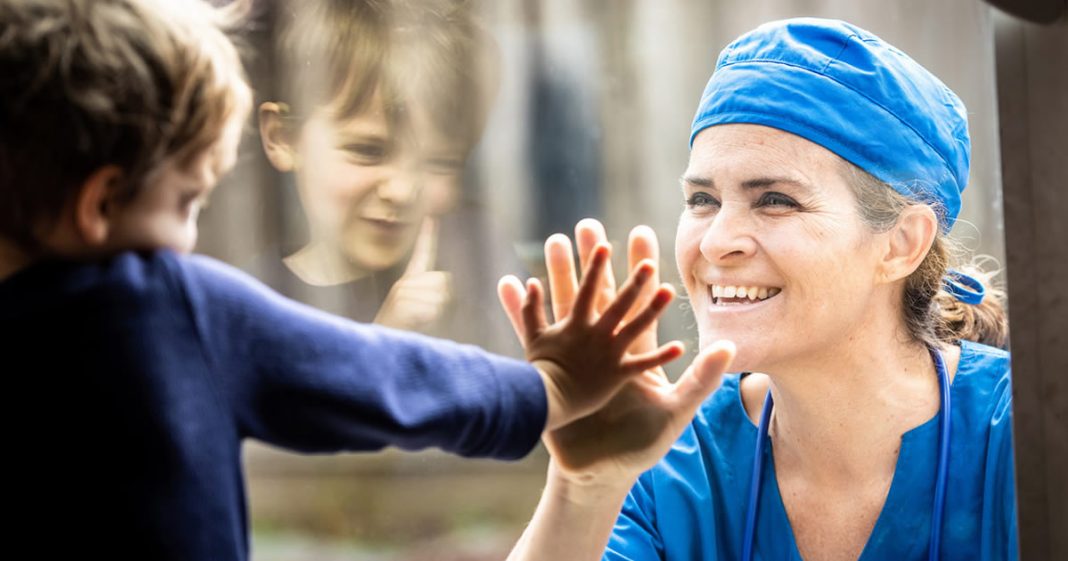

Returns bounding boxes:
[676,124,886,372]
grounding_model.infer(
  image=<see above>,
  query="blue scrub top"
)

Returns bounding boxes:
[606,340,1016,561]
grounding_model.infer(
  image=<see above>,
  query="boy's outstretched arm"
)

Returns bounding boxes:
[168,245,676,459]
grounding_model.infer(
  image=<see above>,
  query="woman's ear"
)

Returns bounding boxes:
[880,204,938,282]
[74,165,125,246]
[259,101,299,172]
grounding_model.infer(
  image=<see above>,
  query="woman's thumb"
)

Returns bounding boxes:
[673,340,735,412]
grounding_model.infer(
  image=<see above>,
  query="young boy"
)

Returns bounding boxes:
[0,1,684,558]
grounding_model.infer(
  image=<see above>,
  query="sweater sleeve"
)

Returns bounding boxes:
[164,253,547,460]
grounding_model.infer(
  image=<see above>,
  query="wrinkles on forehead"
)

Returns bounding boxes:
[683,124,844,197]
[681,174,815,194]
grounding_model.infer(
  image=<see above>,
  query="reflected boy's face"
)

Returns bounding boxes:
[291,96,466,273]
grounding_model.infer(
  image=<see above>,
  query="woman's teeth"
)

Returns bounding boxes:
[710,285,781,304]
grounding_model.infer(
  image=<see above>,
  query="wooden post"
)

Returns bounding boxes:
[991,4,1068,559]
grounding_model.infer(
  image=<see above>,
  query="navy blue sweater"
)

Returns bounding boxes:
[0,251,545,559]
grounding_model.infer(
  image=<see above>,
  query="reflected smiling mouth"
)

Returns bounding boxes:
[362,216,411,230]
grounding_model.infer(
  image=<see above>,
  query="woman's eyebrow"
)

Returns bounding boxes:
[680,174,714,188]
[740,177,811,191]
[680,174,811,191]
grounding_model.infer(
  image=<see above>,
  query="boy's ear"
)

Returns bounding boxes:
[259,102,299,172]
[878,204,939,283]
[74,165,126,246]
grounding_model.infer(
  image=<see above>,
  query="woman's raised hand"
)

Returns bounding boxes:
[503,242,689,432]
[498,219,735,485]
[573,219,664,358]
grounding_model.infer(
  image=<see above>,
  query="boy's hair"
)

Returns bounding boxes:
[0,0,252,250]
[274,0,498,150]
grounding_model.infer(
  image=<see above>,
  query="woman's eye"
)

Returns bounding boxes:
[758,192,799,208]
[686,192,719,208]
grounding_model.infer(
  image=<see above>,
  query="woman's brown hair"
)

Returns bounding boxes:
[844,161,1010,349]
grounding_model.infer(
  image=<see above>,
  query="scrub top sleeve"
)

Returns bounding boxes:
[981,372,1019,561]
[604,471,664,561]
[170,254,547,460]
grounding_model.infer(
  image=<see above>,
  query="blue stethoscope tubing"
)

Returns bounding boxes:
[741,348,952,561]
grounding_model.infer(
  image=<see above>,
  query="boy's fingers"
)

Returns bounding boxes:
[497,275,526,341]
[571,244,609,324]
[672,340,736,412]
[403,217,439,276]
[576,218,617,313]
[596,260,655,332]
[614,284,675,346]
[545,234,579,322]
[622,341,685,373]
[521,278,549,341]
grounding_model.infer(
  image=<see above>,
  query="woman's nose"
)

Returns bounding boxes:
[698,203,757,263]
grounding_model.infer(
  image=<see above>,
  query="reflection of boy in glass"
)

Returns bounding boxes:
[258,0,496,332]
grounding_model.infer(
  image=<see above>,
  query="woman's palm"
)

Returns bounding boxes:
[499,219,733,483]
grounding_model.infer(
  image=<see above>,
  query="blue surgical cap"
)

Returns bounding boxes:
[690,18,970,230]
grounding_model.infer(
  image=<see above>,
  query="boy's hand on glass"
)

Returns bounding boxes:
[499,221,736,485]
[571,219,662,357]
[541,342,734,485]
[498,243,683,432]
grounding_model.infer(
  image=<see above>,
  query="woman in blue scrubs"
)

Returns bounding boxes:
[499,18,1016,561]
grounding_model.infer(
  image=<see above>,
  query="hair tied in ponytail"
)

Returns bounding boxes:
[943,270,986,305]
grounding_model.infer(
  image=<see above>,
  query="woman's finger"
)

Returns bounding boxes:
[545,234,579,322]
[627,226,660,313]
[626,225,663,353]
[671,341,736,413]
[576,218,617,314]
[497,275,527,341]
